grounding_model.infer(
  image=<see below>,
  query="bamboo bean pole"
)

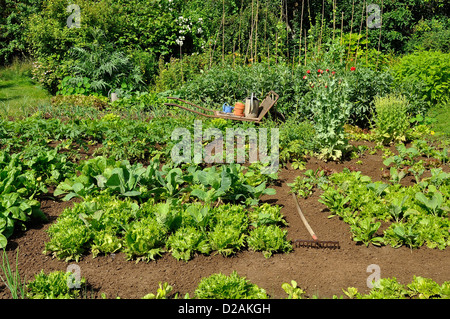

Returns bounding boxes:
[250,0,254,62]
[347,0,355,69]
[318,0,325,56]
[304,29,307,66]
[332,0,336,42]
[298,0,304,66]
[340,11,344,63]
[355,0,366,66]
[376,0,384,70]
[265,4,268,64]
[285,0,289,61]
[254,0,259,63]
[222,0,225,63]
[366,2,369,66]
[238,0,243,59]
[245,0,255,64]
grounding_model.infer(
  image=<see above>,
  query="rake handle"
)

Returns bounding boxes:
[292,193,318,241]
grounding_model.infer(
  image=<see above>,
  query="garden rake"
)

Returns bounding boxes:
[292,193,340,249]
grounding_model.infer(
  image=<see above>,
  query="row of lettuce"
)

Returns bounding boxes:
[22,269,450,299]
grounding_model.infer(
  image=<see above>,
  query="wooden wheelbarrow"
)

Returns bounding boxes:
[164,91,282,123]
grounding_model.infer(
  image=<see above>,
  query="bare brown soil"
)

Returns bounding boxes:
[1,141,449,299]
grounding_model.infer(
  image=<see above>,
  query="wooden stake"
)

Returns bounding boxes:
[366,2,369,66]
[304,29,307,66]
[376,0,384,70]
[238,0,244,59]
[332,0,336,42]
[285,0,289,61]
[318,0,325,56]
[246,0,255,64]
[222,0,225,63]
[355,0,366,66]
[299,0,304,65]
[265,3,268,63]
[347,0,355,69]
[340,11,344,63]
[254,0,259,62]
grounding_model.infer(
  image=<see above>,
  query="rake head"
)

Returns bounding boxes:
[293,239,340,249]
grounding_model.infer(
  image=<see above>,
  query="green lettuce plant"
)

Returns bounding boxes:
[194,271,268,299]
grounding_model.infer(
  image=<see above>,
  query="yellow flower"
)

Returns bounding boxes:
[430,131,435,135]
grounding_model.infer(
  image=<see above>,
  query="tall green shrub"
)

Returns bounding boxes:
[374,94,410,145]
[0,0,44,65]
[57,30,145,97]
[346,67,393,128]
[303,69,352,161]
[393,51,450,107]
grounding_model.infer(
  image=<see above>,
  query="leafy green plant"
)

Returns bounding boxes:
[57,76,97,96]
[387,195,412,222]
[44,216,92,262]
[166,226,210,261]
[389,167,406,185]
[415,191,449,217]
[384,222,421,249]
[349,217,383,247]
[194,271,268,299]
[191,164,276,205]
[303,69,352,161]
[393,51,450,106]
[405,18,450,53]
[281,280,305,299]
[322,168,449,250]
[407,275,445,299]
[0,151,48,248]
[246,225,292,258]
[190,166,232,204]
[51,94,109,110]
[373,94,410,145]
[248,204,287,227]
[344,276,450,299]
[208,224,246,257]
[25,270,86,299]
[345,277,409,299]
[123,216,166,262]
[142,282,174,299]
[408,161,425,183]
[428,168,450,188]
[345,66,393,128]
[288,169,329,199]
[318,185,351,218]
[57,29,144,97]
[91,229,123,258]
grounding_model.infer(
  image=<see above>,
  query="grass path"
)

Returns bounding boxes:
[427,103,450,137]
[0,60,50,118]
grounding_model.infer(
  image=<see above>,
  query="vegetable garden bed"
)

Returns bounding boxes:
[1,116,448,298]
